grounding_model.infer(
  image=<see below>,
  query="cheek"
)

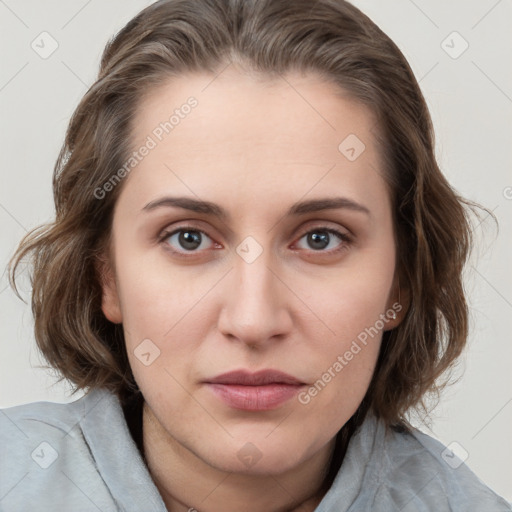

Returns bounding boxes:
[293,245,395,417]
[114,249,221,401]
[294,304,383,443]
[304,245,395,348]
[115,246,211,342]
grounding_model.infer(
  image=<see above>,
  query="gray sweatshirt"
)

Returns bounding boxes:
[0,388,510,511]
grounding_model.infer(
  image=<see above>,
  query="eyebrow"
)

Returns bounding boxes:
[142,196,370,219]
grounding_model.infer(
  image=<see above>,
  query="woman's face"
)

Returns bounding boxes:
[101,67,399,474]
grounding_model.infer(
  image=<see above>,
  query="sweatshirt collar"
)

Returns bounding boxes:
[80,388,168,511]
[80,388,383,512]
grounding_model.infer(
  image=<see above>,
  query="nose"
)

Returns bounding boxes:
[216,247,293,348]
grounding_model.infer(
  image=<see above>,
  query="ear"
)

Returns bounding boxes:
[95,253,123,324]
[384,272,410,331]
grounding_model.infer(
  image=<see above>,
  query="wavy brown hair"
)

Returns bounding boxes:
[10,0,477,435]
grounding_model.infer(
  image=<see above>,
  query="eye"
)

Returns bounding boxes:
[158,225,351,258]
[294,228,350,254]
[160,226,217,255]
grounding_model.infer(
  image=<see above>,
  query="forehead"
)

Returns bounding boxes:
[133,67,379,155]
[120,67,388,219]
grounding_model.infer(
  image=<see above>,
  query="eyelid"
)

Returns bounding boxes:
[158,225,217,247]
[296,220,352,239]
[291,227,351,256]
[158,221,353,256]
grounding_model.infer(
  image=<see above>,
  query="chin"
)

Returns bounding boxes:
[196,435,315,476]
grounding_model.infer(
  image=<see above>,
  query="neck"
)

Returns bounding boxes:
[142,403,336,512]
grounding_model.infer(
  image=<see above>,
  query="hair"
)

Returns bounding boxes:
[10,0,479,451]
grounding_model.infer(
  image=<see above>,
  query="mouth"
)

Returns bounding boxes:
[204,370,306,411]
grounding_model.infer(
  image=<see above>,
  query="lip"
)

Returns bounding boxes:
[206,369,304,386]
[204,370,305,411]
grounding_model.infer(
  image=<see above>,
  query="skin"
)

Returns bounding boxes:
[101,66,402,512]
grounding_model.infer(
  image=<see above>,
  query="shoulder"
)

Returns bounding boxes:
[0,387,116,450]
[0,389,122,511]
[375,420,512,511]
[323,415,511,511]
[2,390,92,435]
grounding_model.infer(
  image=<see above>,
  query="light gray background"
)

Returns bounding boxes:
[1,0,511,501]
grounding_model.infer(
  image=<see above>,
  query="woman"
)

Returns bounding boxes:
[1,0,510,510]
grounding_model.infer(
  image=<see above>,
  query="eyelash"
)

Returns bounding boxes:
[158,225,352,258]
